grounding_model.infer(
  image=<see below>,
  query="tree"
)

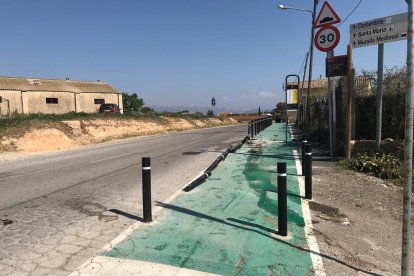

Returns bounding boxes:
[207,110,214,116]
[141,107,154,113]
[122,93,144,113]
[275,102,286,115]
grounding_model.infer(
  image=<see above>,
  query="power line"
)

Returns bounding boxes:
[338,0,364,27]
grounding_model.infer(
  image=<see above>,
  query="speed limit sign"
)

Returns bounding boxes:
[314,25,340,52]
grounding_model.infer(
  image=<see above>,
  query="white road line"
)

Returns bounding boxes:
[290,125,325,274]
[89,153,133,164]
[70,256,220,276]
[70,171,208,275]
[293,149,326,276]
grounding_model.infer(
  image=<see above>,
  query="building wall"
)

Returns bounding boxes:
[24,91,74,114]
[0,90,23,115]
[0,90,123,115]
[77,93,122,113]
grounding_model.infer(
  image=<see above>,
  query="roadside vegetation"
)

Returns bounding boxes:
[0,111,212,134]
[338,151,404,185]
[0,108,239,153]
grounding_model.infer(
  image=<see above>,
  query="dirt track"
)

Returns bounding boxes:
[310,158,414,275]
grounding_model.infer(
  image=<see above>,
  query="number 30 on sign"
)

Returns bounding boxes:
[314,25,340,52]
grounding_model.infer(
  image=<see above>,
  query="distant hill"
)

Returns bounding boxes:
[149,105,267,115]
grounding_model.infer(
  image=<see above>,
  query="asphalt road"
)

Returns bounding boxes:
[0,124,246,275]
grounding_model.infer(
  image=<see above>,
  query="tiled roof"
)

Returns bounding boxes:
[0,76,120,93]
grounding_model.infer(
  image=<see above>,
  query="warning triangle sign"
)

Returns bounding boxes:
[314,1,341,28]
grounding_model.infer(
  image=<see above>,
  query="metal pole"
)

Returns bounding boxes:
[401,2,413,274]
[331,54,337,157]
[346,45,353,159]
[305,0,318,125]
[277,162,287,236]
[327,50,334,160]
[286,88,288,143]
[376,43,384,149]
[142,157,152,223]
[304,144,312,200]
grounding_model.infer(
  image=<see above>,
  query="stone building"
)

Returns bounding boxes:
[0,76,123,115]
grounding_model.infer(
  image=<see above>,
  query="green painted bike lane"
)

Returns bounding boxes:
[102,123,314,275]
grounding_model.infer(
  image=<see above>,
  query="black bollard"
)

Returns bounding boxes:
[248,121,251,137]
[301,134,307,176]
[254,120,257,136]
[277,162,287,236]
[304,144,312,200]
[142,157,152,222]
[251,121,254,138]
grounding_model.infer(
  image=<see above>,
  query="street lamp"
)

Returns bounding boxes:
[277,1,318,126]
[277,4,312,13]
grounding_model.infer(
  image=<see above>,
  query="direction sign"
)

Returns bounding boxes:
[314,25,340,52]
[314,1,341,28]
[350,13,408,48]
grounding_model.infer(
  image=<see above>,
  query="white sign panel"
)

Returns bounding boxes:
[314,26,340,52]
[350,13,408,48]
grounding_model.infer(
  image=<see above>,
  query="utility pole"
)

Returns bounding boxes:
[376,44,384,149]
[298,52,309,123]
[305,0,318,125]
[401,2,413,275]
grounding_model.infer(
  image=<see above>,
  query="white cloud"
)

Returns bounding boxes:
[240,91,277,99]
[257,91,277,98]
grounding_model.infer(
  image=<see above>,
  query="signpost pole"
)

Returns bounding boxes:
[331,58,336,157]
[327,50,334,160]
[305,0,318,126]
[376,43,384,149]
[285,84,288,143]
[401,2,413,274]
[346,44,353,159]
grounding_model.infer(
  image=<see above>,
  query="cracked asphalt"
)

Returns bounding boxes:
[0,125,246,276]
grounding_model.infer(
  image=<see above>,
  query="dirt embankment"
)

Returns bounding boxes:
[0,117,238,153]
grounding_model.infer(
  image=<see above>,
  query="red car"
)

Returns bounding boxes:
[99,103,121,114]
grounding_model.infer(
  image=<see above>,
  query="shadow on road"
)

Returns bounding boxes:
[108,209,143,221]
[156,201,381,276]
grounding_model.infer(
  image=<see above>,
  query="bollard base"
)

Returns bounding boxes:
[270,231,293,240]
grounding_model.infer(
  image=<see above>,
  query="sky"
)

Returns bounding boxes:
[0,0,409,112]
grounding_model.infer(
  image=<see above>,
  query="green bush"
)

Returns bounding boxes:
[338,152,404,184]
